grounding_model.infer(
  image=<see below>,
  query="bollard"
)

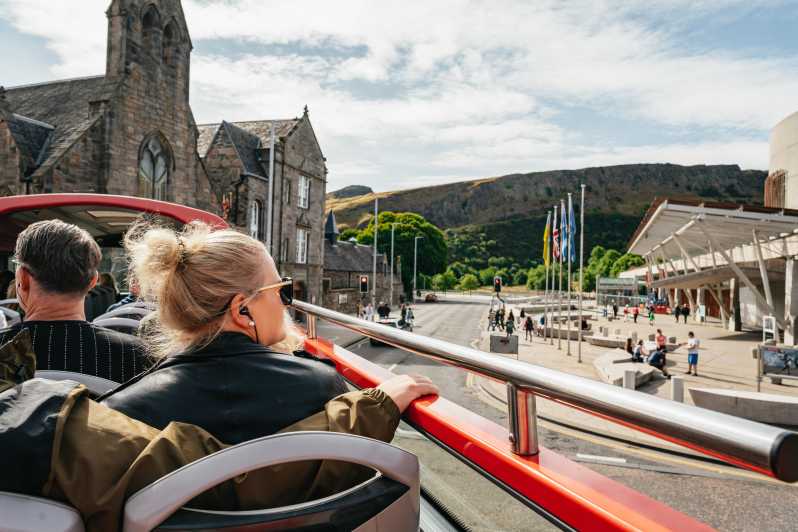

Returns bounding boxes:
[668,336,677,345]
[623,370,636,390]
[631,332,638,344]
[648,333,655,342]
[671,376,684,402]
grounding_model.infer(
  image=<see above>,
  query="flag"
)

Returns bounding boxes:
[562,199,568,263]
[543,212,551,266]
[552,206,560,260]
[568,195,576,263]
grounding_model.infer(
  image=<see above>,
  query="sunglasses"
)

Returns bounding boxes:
[246,277,294,306]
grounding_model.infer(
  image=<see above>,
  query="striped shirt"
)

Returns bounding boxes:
[0,321,149,383]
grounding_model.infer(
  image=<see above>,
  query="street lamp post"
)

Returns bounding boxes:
[372,198,379,312]
[390,223,397,307]
[413,236,423,301]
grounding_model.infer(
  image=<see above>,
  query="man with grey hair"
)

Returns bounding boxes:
[0,220,147,382]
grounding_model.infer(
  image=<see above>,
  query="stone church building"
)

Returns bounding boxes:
[0,0,326,303]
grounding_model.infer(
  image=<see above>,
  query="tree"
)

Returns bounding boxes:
[338,228,359,241]
[357,211,448,295]
[478,266,497,286]
[459,273,480,293]
[610,253,645,277]
[513,269,528,286]
[432,270,457,291]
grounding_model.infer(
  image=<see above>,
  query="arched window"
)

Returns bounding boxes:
[141,5,162,62]
[249,199,263,240]
[139,134,171,200]
[162,21,179,66]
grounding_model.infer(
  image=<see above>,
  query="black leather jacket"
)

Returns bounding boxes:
[101,332,348,444]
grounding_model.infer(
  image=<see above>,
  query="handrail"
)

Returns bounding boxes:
[292,300,798,483]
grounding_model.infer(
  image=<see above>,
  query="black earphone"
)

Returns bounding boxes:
[239,305,260,343]
[239,306,251,317]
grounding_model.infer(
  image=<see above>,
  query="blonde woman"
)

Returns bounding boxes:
[102,221,436,444]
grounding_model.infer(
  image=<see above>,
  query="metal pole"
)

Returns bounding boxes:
[567,194,572,356]
[372,198,379,313]
[506,382,539,456]
[390,223,396,308]
[578,184,585,363]
[549,211,554,345]
[414,236,422,300]
[266,122,275,254]
[544,211,550,343]
[558,204,563,350]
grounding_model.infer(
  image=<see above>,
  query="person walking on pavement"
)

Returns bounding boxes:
[673,305,681,323]
[683,331,700,376]
[681,303,690,324]
[633,305,639,323]
[612,303,618,320]
[524,316,534,341]
[520,309,526,321]
[508,309,515,325]
[488,310,496,332]
[505,316,515,338]
[648,305,656,326]
[365,302,374,322]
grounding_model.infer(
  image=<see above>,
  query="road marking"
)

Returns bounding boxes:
[388,363,398,372]
[576,453,627,464]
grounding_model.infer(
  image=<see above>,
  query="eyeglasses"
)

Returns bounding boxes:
[245,277,294,306]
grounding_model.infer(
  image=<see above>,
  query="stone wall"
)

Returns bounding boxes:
[47,120,106,194]
[0,121,22,195]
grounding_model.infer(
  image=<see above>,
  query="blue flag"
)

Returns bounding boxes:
[568,195,576,263]
[560,199,567,261]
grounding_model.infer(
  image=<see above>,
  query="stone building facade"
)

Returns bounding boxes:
[0,0,327,303]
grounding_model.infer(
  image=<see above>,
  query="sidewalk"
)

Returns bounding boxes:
[475,305,798,452]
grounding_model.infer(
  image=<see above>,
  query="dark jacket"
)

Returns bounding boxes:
[101,332,349,444]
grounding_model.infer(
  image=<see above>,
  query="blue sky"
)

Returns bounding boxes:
[2,0,797,193]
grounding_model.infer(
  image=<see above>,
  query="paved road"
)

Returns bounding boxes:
[327,301,798,531]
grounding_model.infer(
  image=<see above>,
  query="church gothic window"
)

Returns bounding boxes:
[163,21,179,66]
[142,5,162,63]
[139,135,170,200]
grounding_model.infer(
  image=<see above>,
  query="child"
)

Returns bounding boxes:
[648,306,655,326]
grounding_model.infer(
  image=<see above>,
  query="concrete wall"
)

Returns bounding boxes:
[740,282,785,330]
[770,110,798,209]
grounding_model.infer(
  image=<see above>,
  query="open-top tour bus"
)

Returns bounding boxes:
[0,194,796,532]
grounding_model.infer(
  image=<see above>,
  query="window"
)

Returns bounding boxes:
[139,135,170,200]
[248,199,262,240]
[283,180,291,205]
[296,228,308,264]
[298,176,310,209]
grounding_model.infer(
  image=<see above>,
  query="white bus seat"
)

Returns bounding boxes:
[0,306,20,327]
[124,431,420,532]
[0,298,18,307]
[35,370,118,396]
[93,306,151,322]
[92,317,141,335]
[0,491,84,532]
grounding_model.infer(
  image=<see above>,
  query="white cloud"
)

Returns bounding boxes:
[1,0,794,192]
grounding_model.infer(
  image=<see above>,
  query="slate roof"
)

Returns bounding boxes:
[324,210,339,239]
[324,239,387,272]
[221,121,265,177]
[4,76,117,176]
[196,124,218,158]
[4,114,54,171]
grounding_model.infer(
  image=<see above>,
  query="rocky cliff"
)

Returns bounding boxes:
[327,163,766,264]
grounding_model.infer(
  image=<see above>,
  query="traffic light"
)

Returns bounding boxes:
[493,276,502,293]
[359,275,369,294]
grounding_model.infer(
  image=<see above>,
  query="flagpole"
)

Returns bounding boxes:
[556,204,563,350]
[567,194,573,357]
[543,211,551,343]
[545,215,557,345]
[578,184,585,364]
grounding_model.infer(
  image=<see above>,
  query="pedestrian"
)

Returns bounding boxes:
[683,331,700,376]
[488,310,495,331]
[655,328,667,352]
[612,303,618,319]
[365,302,374,322]
[356,302,363,319]
[401,303,408,322]
[623,306,629,322]
[633,305,639,323]
[520,309,526,320]
[505,316,515,338]
[524,316,534,341]
[508,309,515,324]
[648,306,655,326]
[632,339,645,363]
[648,347,671,378]
[681,303,690,324]
[673,305,681,323]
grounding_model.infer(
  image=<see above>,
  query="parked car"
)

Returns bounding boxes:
[425,293,438,302]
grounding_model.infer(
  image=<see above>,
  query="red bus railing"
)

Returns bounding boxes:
[296,300,797,530]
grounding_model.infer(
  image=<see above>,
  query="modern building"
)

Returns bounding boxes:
[0,0,327,303]
[765,111,798,209]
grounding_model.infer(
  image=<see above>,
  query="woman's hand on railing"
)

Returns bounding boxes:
[378,374,438,413]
